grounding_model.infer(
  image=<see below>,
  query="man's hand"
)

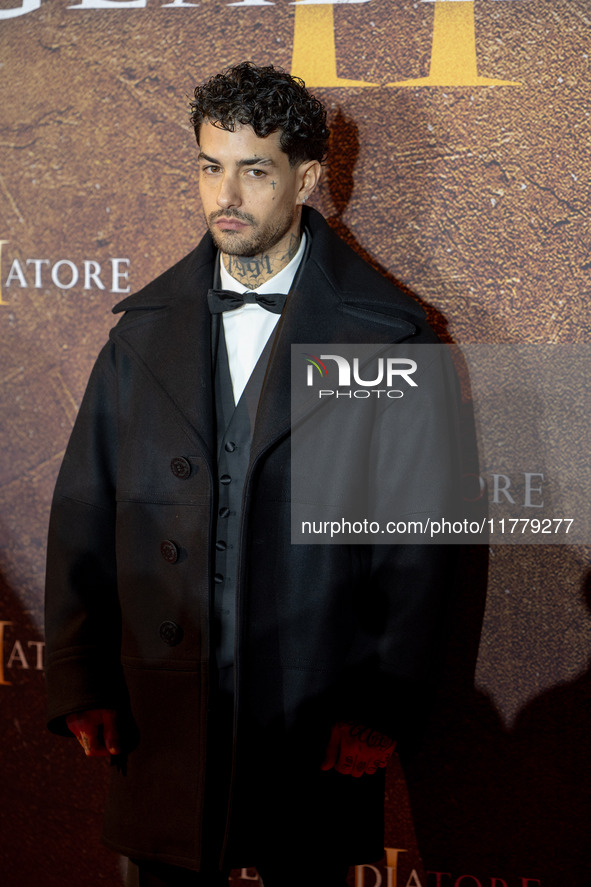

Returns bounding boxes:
[321,721,395,777]
[66,709,120,757]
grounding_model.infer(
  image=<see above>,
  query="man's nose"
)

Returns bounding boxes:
[217,173,241,209]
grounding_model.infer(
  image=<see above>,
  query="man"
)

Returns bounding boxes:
[45,62,457,886]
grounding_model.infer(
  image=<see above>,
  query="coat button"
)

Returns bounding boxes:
[224,441,237,453]
[215,540,227,551]
[220,474,231,485]
[160,540,180,563]
[218,506,231,518]
[159,621,183,646]
[171,457,192,479]
[214,573,224,584]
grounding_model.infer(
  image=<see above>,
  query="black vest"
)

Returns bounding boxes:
[210,235,311,694]
[212,322,277,694]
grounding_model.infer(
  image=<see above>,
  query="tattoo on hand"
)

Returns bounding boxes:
[347,723,394,750]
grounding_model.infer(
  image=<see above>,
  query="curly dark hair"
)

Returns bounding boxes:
[190,61,329,166]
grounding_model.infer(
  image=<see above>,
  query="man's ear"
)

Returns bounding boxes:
[297,160,322,205]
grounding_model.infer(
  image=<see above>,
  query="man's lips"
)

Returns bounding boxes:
[215,217,249,231]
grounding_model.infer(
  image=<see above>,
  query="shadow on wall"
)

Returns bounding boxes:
[322,107,451,345]
[321,106,495,886]
[320,105,591,884]
[321,104,514,345]
[509,564,591,884]
[0,565,124,887]
[406,554,591,887]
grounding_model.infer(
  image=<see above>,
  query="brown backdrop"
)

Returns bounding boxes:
[1,1,590,884]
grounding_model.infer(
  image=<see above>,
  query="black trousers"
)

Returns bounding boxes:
[125,686,351,887]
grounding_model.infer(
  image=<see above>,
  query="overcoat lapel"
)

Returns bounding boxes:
[249,220,420,468]
[109,209,424,471]
[249,260,340,465]
[111,242,218,466]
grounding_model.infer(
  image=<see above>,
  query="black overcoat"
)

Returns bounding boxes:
[45,208,459,871]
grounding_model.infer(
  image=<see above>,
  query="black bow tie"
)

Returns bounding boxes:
[207,288,288,315]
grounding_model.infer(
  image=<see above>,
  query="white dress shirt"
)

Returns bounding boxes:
[219,233,307,404]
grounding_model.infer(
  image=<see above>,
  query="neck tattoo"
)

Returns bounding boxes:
[224,233,301,288]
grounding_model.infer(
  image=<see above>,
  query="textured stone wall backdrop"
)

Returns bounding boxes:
[1,1,590,884]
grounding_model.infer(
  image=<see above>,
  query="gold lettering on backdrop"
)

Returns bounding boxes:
[291,1,377,87]
[385,848,408,887]
[0,241,9,305]
[390,0,520,87]
[291,0,520,88]
[0,622,12,686]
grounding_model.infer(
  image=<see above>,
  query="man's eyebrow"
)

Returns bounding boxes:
[197,151,276,168]
[237,157,276,168]
[197,152,220,164]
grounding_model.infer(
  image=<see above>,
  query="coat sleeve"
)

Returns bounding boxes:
[44,343,124,736]
[333,345,476,748]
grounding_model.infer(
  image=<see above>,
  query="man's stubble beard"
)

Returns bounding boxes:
[207,205,298,259]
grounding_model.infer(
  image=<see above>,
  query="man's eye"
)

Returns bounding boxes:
[202,165,221,174]
[247,169,266,178]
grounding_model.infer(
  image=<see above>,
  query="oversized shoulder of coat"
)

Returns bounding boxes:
[110,208,435,343]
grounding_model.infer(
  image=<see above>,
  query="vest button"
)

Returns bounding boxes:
[219,506,231,518]
[170,457,192,479]
[159,621,183,646]
[160,540,180,563]
[224,441,237,453]
[214,573,224,584]
[220,474,231,485]
[215,540,227,551]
